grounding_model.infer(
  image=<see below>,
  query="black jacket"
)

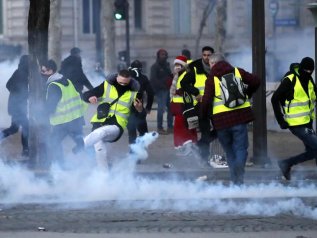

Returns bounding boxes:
[150,60,172,93]
[60,55,93,93]
[134,71,154,112]
[6,57,29,117]
[83,73,140,130]
[271,63,317,129]
[181,58,209,97]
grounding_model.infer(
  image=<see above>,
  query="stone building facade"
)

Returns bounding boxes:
[0,0,315,74]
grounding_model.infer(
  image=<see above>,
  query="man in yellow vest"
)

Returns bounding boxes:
[182,46,214,161]
[272,57,317,181]
[83,69,143,169]
[41,60,86,167]
[201,53,260,185]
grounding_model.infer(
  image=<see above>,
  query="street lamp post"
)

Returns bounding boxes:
[125,0,130,66]
[252,0,269,166]
[114,0,130,66]
[269,0,279,80]
[308,3,317,130]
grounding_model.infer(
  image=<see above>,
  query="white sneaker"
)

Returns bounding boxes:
[176,141,193,156]
[208,155,228,168]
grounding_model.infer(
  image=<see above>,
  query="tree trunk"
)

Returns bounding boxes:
[194,0,216,58]
[215,0,226,54]
[101,0,116,74]
[48,0,62,68]
[28,0,50,168]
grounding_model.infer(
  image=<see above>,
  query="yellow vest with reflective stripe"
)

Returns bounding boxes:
[48,80,84,126]
[283,74,316,126]
[90,81,137,128]
[171,71,187,104]
[213,68,251,115]
[194,67,207,97]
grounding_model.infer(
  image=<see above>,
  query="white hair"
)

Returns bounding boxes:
[209,53,225,65]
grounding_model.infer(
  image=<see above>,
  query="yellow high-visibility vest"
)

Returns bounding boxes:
[213,68,251,115]
[284,73,316,126]
[171,71,187,104]
[48,80,84,126]
[91,81,137,128]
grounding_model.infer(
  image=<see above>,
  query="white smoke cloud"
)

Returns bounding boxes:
[0,131,317,220]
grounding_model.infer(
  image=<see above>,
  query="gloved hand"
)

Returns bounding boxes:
[279,120,289,129]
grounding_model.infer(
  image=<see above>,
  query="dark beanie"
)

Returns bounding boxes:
[156,48,168,57]
[300,57,315,71]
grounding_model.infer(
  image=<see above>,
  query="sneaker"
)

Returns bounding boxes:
[157,128,168,135]
[278,160,291,180]
[208,155,228,168]
[176,141,193,156]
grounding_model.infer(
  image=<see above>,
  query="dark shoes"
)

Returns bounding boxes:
[157,128,168,135]
[278,160,291,180]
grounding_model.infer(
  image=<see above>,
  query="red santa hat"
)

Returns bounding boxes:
[174,55,187,66]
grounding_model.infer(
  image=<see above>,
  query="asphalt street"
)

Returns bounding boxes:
[0,109,317,237]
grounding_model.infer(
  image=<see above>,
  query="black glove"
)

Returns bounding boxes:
[279,120,289,130]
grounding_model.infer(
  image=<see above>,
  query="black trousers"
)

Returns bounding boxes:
[127,111,148,144]
[48,119,84,165]
[1,114,29,153]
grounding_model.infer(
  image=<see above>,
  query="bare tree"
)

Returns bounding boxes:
[101,1,116,73]
[215,0,226,54]
[28,0,50,167]
[194,0,216,58]
[48,0,62,67]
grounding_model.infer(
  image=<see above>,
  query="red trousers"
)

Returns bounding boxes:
[173,115,198,147]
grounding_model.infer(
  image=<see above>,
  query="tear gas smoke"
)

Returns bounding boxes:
[0,132,317,220]
[0,32,316,221]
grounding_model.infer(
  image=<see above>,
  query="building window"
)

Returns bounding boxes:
[82,0,100,34]
[0,0,3,35]
[173,0,191,34]
[134,0,142,29]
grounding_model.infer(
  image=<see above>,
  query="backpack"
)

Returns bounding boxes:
[218,72,246,108]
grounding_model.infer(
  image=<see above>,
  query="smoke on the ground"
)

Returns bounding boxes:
[0,132,317,220]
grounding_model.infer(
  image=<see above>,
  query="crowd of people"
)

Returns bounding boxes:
[1,45,316,185]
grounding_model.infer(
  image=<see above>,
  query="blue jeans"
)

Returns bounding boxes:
[156,90,173,129]
[282,126,317,167]
[217,123,248,184]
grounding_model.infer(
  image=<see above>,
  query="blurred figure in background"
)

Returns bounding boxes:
[60,47,93,94]
[170,55,198,156]
[181,49,193,64]
[127,60,154,145]
[150,48,173,135]
[182,46,214,160]
[0,55,29,157]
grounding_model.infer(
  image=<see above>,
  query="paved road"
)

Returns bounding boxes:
[1,109,317,237]
[0,199,317,235]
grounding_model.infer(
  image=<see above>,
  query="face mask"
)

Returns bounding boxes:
[118,82,128,86]
[299,68,313,78]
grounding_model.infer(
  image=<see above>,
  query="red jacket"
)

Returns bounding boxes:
[201,61,260,130]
